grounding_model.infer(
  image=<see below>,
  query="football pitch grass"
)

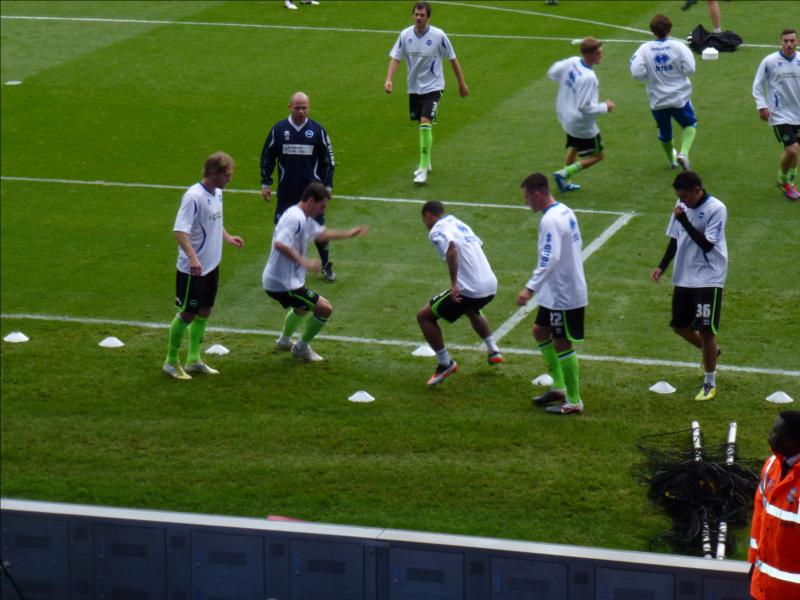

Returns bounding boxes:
[1,1,799,559]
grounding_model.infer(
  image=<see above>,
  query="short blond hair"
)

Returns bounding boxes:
[203,151,234,177]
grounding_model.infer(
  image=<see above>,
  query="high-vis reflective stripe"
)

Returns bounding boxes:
[762,495,800,523]
[750,537,759,550]
[759,456,800,523]
[756,560,800,584]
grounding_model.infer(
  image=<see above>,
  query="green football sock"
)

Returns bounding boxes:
[564,162,582,178]
[282,309,306,337]
[661,140,676,164]
[186,316,208,363]
[166,314,190,364]
[301,314,328,343]
[538,340,565,390]
[419,124,432,169]
[778,169,789,184]
[558,349,581,405]
[789,167,798,184]
[680,126,697,156]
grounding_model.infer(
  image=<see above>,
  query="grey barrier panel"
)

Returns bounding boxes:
[490,556,568,599]
[93,523,165,600]
[0,514,69,600]
[191,531,264,599]
[290,539,365,599]
[0,499,751,600]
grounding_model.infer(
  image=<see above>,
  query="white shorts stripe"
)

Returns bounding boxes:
[756,560,800,584]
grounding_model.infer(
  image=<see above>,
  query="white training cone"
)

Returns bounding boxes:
[205,344,229,355]
[5,80,22,86]
[702,47,719,61]
[348,391,375,403]
[98,336,124,348]
[766,391,794,404]
[649,381,677,394]
[532,374,554,387]
[412,344,436,357]
[3,331,29,343]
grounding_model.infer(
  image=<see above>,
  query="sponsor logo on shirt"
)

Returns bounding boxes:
[284,130,291,140]
[283,144,314,156]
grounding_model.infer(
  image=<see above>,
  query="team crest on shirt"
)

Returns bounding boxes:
[426,39,432,46]
[305,130,314,139]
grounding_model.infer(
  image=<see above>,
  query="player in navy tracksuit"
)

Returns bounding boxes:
[260,92,337,281]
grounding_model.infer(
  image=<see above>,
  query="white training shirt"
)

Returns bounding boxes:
[173,182,224,276]
[630,38,696,110]
[262,205,324,292]
[429,215,497,298]
[390,25,456,95]
[666,194,728,288]
[526,202,588,310]
[752,51,800,126]
[547,56,608,139]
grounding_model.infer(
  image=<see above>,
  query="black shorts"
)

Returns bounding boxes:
[266,287,320,311]
[409,90,442,122]
[566,133,603,157]
[175,267,219,313]
[534,306,585,342]
[429,289,494,323]
[773,123,800,148]
[671,286,722,334]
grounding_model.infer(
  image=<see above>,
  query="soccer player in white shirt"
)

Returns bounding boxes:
[516,173,588,415]
[630,14,698,170]
[549,38,615,193]
[417,201,502,386]
[652,171,728,402]
[384,1,469,185]
[164,152,244,380]
[752,28,800,200]
[262,183,367,362]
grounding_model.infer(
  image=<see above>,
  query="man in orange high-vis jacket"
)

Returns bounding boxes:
[749,410,800,599]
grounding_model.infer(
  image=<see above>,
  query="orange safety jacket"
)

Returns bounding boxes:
[749,453,800,600]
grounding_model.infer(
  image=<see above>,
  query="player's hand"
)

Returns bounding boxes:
[459,83,469,98]
[384,80,393,94]
[605,99,615,112]
[451,283,462,303]
[304,258,321,272]
[261,186,272,202]
[349,226,369,238]
[189,256,202,276]
[673,203,686,218]
[227,235,244,248]
[651,267,663,283]
[516,288,533,306]
[758,108,770,121]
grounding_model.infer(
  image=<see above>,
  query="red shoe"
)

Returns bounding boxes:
[487,352,504,365]
[427,361,458,386]
[778,182,800,201]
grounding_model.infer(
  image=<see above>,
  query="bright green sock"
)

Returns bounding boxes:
[564,162,582,178]
[419,124,432,169]
[282,309,306,337]
[778,169,788,184]
[301,314,328,343]
[679,126,697,156]
[558,349,581,405]
[789,167,798,185]
[186,316,208,363]
[661,140,676,165]
[538,340,565,390]
[165,314,190,364]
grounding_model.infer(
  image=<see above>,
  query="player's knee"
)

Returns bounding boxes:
[417,306,433,325]
[785,143,799,157]
[594,151,605,162]
[315,298,333,319]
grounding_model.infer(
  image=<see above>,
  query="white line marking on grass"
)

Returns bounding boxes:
[493,211,635,341]
[2,312,798,378]
[0,15,774,48]
[0,176,627,216]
